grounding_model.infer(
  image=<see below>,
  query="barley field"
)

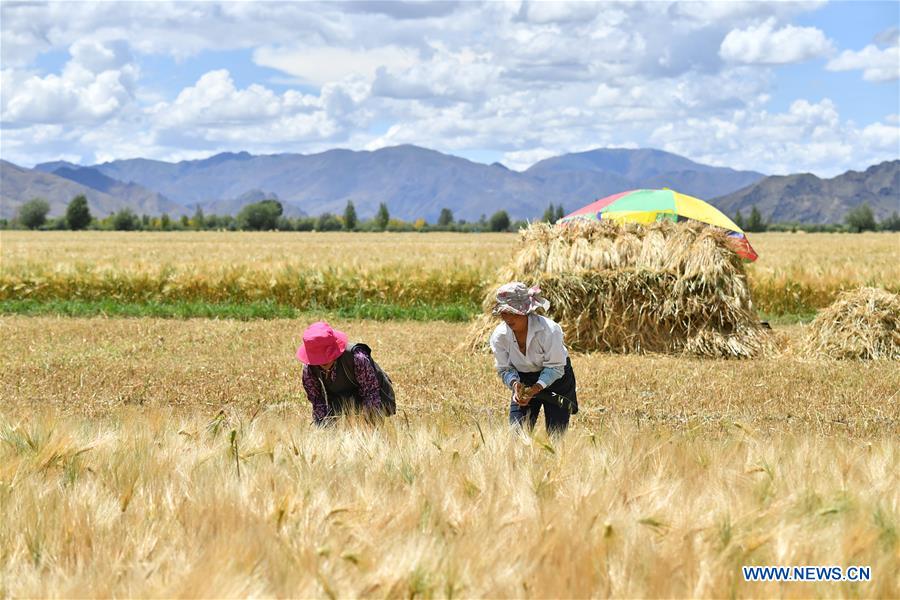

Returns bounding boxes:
[1,317,899,597]
[2,231,898,316]
[1,231,899,598]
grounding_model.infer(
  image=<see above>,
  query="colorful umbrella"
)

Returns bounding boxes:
[558,188,758,261]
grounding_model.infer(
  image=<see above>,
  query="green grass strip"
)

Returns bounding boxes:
[757,311,819,325]
[0,299,479,322]
[1,299,814,325]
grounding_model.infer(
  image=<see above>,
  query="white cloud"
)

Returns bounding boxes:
[1,1,896,178]
[517,1,603,25]
[673,1,826,27]
[372,45,499,101]
[586,67,771,120]
[861,122,900,150]
[320,77,372,120]
[0,1,346,65]
[1,39,138,126]
[146,69,373,150]
[827,44,900,82]
[152,70,286,127]
[720,18,833,64]
[500,148,559,171]
[69,39,133,73]
[874,26,899,48]
[253,45,419,87]
[359,63,777,171]
[588,83,623,107]
[649,99,899,176]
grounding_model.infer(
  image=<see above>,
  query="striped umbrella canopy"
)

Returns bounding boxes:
[558,188,758,261]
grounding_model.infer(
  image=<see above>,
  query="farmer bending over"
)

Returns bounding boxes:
[489,282,578,435]
[296,321,395,425]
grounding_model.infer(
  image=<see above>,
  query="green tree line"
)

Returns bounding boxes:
[5,196,898,233]
[4,196,534,233]
[733,203,899,233]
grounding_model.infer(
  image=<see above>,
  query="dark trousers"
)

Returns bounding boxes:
[509,396,570,434]
[328,394,364,416]
[509,358,576,435]
[321,394,383,426]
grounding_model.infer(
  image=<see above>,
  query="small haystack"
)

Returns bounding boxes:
[466,221,770,358]
[804,287,900,360]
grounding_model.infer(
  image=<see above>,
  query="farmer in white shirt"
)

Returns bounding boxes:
[489,282,578,435]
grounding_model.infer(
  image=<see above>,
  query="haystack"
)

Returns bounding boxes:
[804,287,900,360]
[465,221,771,358]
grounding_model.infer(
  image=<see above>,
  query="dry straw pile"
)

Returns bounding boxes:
[466,221,770,358]
[804,287,900,360]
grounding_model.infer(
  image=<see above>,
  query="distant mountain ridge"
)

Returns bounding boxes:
[711,161,900,224]
[525,148,765,213]
[528,148,762,186]
[11,145,762,221]
[49,166,185,216]
[1,160,132,219]
[5,145,893,223]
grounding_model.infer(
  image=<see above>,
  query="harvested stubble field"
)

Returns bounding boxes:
[2,231,898,318]
[1,317,899,597]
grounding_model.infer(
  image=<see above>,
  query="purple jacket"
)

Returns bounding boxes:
[301,348,382,422]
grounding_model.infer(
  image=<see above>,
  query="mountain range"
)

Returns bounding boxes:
[2,146,762,222]
[1,145,897,223]
[714,160,900,224]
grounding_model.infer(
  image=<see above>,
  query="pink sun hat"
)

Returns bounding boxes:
[295,321,348,365]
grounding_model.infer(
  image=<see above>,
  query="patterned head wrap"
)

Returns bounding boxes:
[492,282,550,316]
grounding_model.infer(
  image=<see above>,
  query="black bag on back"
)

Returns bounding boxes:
[338,342,396,416]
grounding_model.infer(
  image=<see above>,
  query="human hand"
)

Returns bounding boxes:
[513,382,530,405]
[524,384,545,404]
[515,382,540,405]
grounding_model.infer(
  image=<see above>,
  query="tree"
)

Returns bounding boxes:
[555,205,565,222]
[489,210,511,232]
[294,217,316,231]
[315,212,342,231]
[191,206,205,230]
[160,213,172,231]
[879,211,900,232]
[437,208,454,227]
[65,195,92,230]
[237,199,283,230]
[845,203,876,233]
[746,205,766,232]
[18,198,50,230]
[112,208,139,231]
[385,218,413,232]
[375,202,390,231]
[343,200,358,231]
[542,203,556,223]
[733,210,745,230]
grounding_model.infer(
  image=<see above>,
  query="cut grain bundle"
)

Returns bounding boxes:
[466,221,770,358]
[804,287,900,360]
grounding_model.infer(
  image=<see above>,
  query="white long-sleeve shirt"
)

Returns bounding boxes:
[489,314,568,390]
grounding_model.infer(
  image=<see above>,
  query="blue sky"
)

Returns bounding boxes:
[1,1,898,176]
[771,2,897,120]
